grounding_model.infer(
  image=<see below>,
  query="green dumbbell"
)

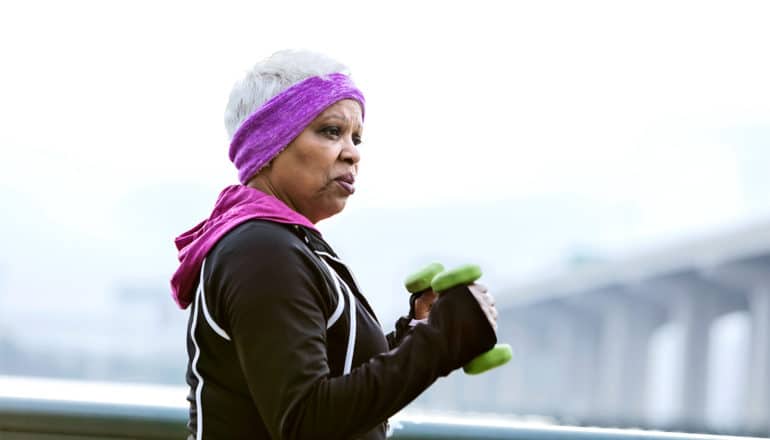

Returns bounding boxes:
[405,263,513,375]
[404,262,445,294]
[403,262,444,324]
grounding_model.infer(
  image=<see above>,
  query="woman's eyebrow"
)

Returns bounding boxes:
[321,113,348,122]
[320,112,363,131]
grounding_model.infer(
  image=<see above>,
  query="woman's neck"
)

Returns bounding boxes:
[246,175,300,215]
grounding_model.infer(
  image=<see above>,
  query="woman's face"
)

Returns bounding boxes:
[250,99,363,223]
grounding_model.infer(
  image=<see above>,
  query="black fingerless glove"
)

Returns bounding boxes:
[426,285,497,376]
[386,315,413,349]
[408,291,423,320]
[386,292,425,349]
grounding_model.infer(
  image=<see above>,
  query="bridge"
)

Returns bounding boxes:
[414,221,770,437]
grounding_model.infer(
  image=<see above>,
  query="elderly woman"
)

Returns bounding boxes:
[171,50,498,439]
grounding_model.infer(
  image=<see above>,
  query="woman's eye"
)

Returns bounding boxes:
[322,126,341,137]
[353,135,362,146]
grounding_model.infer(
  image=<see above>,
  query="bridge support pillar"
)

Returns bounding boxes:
[596,297,661,427]
[703,262,770,434]
[673,291,720,430]
[562,318,600,423]
[535,309,599,422]
[746,286,770,434]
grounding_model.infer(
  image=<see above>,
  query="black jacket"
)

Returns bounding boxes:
[185,220,496,439]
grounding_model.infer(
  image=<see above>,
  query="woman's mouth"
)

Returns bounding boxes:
[334,174,356,195]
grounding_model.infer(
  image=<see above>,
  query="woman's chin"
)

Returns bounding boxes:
[309,199,348,223]
[328,199,348,217]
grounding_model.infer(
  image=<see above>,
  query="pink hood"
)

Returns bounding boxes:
[170,184,317,309]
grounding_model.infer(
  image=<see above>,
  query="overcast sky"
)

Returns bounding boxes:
[1,1,768,216]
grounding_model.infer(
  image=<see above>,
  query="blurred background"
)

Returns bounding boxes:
[1,0,769,437]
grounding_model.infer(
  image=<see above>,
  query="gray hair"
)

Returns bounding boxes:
[224,50,350,140]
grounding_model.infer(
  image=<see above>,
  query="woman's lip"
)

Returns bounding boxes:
[336,173,356,185]
[335,179,355,194]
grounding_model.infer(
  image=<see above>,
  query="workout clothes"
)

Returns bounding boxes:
[185,220,496,439]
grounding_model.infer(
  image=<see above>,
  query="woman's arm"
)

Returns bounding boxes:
[211,225,495,440]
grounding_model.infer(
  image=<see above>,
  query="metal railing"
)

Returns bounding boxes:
[1,396,763,440]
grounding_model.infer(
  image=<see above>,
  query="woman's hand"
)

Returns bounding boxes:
[414,284,497,332]
[412,290,438,320]
[467,283,497,331]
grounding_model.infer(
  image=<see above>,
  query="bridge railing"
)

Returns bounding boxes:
[1,395,763,440]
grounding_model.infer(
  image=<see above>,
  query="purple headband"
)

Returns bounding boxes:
[229,73,366,184]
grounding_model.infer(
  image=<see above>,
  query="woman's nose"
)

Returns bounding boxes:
[340,138,361,165]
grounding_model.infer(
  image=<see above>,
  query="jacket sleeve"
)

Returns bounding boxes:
[211,227,496,440]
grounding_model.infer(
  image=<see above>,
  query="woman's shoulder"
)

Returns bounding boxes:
[213,220,305,257]
[206,220,322,295]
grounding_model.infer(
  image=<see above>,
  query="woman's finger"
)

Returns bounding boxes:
[487,311,498,331]
[468,285,498,331]
[472,283,488,294]
[486,304,497,323]
[414,290,438,320]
